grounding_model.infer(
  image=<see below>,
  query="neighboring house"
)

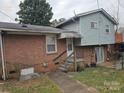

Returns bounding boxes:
[56,8,118,64]
[0,22,80,80]
[115,27,124,51]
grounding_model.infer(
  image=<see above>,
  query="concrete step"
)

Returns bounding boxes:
[60,64,67,68]
[58,67,68,72]
[64,61,74,66]
[66,60,74,64]
[67,58,74,62]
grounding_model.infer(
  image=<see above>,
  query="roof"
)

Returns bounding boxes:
[59,31,81,39]
[0,22,65,34]
[56,8,118,27]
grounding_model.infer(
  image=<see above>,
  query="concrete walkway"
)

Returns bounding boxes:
[49,71,99,93]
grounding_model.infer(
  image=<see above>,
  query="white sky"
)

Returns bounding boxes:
[0,0,124,26]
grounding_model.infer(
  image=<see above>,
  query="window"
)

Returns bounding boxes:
[105,25,110,33]
[91,22,97,29]
[46,35,57,54]
[67,38,73,51]
[68,43,73,51]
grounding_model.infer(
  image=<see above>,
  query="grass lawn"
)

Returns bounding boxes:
[0,76,62,93]
[72,67,124,93]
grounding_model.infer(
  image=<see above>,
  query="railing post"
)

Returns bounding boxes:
[74,48,77,72]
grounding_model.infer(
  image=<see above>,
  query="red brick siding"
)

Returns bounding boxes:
[75,45,113,64]
[104,45,115,62]
[115,32,123,43]
[76,46,95,64]
[3,34,66,73]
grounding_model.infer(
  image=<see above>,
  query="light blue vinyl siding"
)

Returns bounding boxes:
[60,12,115,46]
[80,13,115,45]
[60,20,79,32]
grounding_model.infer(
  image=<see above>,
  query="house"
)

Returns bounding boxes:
[56,8,118,65]
[0,9,118,80]
[115,27,124,51]
[0,22,81,80]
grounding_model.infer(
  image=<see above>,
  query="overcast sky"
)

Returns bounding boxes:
[0,0,124,26]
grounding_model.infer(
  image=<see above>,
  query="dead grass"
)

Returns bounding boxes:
[0,76,62,93]
[72,67,124,93]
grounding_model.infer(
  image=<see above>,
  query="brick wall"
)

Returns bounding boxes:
[104,44,115,62]
[75,45,111,64]
[115,32,123,43]
[76,46,95,65]
[3,34,67,73]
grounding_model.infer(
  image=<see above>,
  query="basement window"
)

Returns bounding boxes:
[46,35,57,54]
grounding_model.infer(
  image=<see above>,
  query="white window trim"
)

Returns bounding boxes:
[105,25,110,33]
[46,35,57,54]
[91,21,98,29]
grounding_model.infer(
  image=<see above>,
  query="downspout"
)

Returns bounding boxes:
[0,31,6,80]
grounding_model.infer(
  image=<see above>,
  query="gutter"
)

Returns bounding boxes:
[0,28,62,34]
[0,31,6,80]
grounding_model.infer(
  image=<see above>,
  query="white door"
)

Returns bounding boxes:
[95,47,104,63]
[66,38,74,56]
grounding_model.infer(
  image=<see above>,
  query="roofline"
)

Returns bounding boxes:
[0,28,80,35]
[56,8,118,27]
[99,8,118,24]
[0,28,61,34]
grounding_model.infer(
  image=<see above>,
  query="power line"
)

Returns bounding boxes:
[106,0,118,18]
[109,0,116,8]
[96,0,102,45]
[116,0,120,31]
[0,9,15,22]
[97,0,100,9]
[119,3,124,8]
[117,0,120,22]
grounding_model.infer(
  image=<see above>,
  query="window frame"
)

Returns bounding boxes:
[46,35,57,54]
[91,21,97,29]
[105,25,110,34]
[67,38,73,51]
